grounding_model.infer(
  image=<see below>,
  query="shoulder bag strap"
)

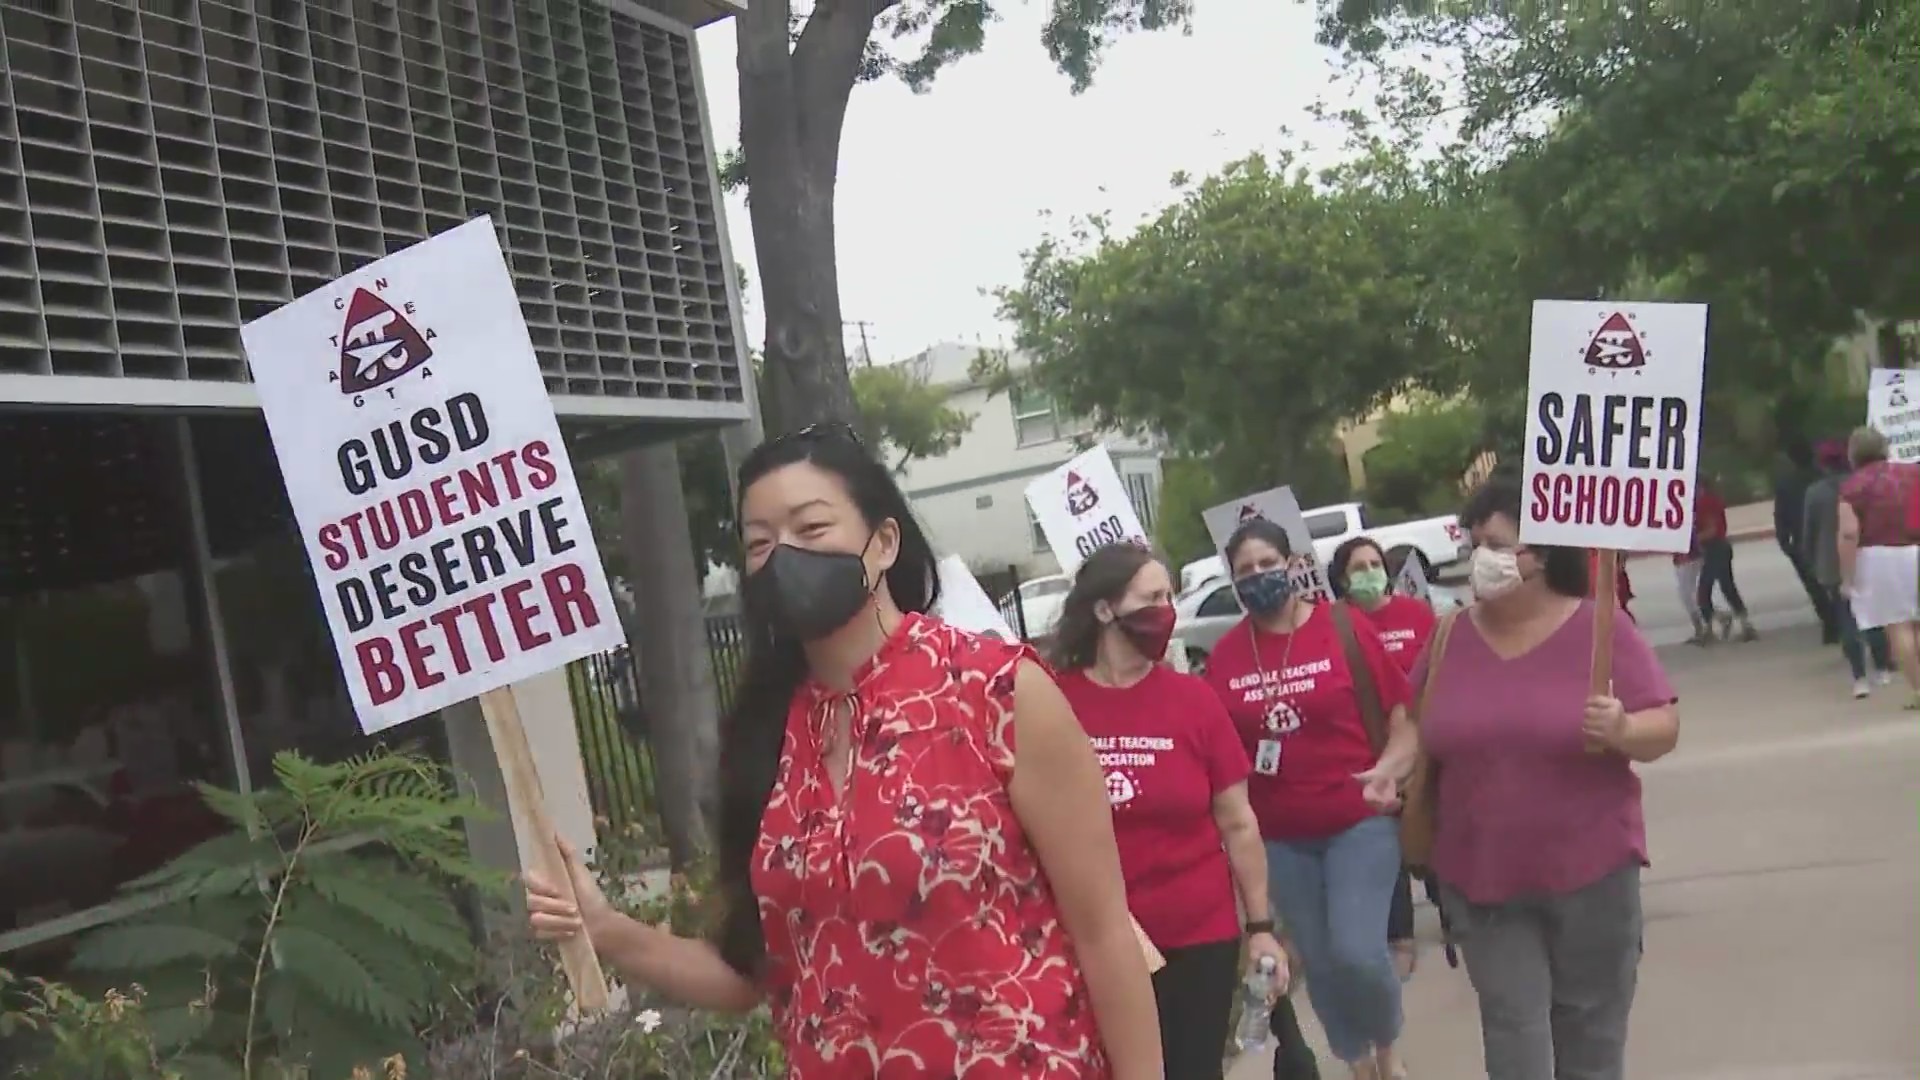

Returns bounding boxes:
[1331,601,1388,754]
[1416,609,1464,723]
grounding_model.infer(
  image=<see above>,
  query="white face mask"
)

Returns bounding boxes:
[1470,545,1525,600]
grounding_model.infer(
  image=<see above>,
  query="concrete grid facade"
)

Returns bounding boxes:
[0,0,745,411]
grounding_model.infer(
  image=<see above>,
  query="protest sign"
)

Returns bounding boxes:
[1869,367,1911,393]
[1520,301,1707,555]
[242,216,624,734]
[242,217,617,1009]
[932,556,1016,641]
[1200,486,1332,602]
[1025,445,1150,575]
[1393,554,1432,607]
[1868,380,1920,464]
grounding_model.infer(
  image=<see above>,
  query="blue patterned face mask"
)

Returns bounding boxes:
[1234,567,1295,616]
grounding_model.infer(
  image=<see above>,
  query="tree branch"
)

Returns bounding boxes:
[793,0,900,177]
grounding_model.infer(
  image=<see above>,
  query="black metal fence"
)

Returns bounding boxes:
[565,647,663,837]
[706,614,749,713]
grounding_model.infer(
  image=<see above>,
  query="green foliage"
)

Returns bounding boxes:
[850,361,976,472]
[997,151,1460,495]
[62,751,499,1080]
[1360,395,1494,519]
[1320,0,1920,445]
[0,974,210,1080]
[1152,458,1221,566]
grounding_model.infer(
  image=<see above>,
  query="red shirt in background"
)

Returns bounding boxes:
[1055,665,1249,951]
[1840,460,1920,547]
[1202,604,1411,842]
[1354,595,1437,675]
[1694,487,1729,543]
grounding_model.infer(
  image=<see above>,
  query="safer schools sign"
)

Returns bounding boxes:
[1520,300,1706,555]
[241,217,625,734]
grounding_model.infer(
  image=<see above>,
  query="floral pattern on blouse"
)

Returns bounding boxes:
[750,613,1111,1079]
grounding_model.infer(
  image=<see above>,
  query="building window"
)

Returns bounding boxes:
[1009,383,1093,448]
[975,494,993,509]
[1122,471,1159,532]
[1027,505,1051,552]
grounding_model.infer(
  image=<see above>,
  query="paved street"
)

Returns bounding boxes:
[1229,579,1920,1080]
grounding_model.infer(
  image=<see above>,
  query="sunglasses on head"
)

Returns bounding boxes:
[768,421,865,450]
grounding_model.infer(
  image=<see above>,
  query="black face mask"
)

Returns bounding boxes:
[744,542,876,641]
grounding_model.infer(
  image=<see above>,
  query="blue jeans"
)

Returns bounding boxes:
[1266,816,1405,1063]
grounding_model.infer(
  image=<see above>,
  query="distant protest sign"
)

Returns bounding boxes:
[1520,301,1707,554]
[932,556,1016,641]
[1201,486,1331,602]
[242,217,624,734]
[1393,556,1432,607]
[1868,380,1920,464]
[1869,367,1911,393]
[1025,445,1150,575]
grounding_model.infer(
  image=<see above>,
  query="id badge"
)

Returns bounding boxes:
[1254,739,1282,776]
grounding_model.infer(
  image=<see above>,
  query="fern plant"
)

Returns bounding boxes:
[63,750,502,1080]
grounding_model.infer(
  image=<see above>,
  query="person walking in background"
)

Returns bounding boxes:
[1775,436,1839,643]
[1406,475,1680,1080]
[1694,478,1758,642]
[525,425,1163,1077]
[1673,536,1709,644]
[1050,543,1287,1080]
[1329,537,1437,982]
[1803,438,1894,699]
[1837,426,1920,710]
[1203,518,1419,1080]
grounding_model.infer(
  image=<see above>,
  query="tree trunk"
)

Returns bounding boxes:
[735,0,887,435]
[617,442,719,865]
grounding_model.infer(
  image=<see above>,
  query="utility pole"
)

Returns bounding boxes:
[845,319,876,367]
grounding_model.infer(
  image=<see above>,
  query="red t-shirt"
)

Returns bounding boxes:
[1055,665,1249,951]
[1840,460,1920,547]
[1202,604,1412,841]
[1694,488,1729,543]
[1353,596,1436,675]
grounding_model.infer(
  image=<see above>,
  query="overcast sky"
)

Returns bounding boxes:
[694,1,1355,363]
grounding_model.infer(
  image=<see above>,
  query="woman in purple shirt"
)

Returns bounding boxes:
[1410,475,1680,1080]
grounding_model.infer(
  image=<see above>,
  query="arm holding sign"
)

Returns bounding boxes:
[527,839,763,1013]
[1581,612,1680,762]
[1837,498,1862,596]
[1008,661,1165,1078]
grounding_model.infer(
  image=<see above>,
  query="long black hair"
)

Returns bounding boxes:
[1223,517,1293,571]
[1047,543,1159,671]
[1459,474,1589,598]
[713,426,941,978]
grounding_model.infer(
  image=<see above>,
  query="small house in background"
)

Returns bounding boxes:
[887,343,1167,578]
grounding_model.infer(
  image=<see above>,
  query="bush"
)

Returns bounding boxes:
[9,752,784,1079]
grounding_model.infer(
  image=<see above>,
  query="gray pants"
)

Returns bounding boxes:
[1441,864,1642,1080]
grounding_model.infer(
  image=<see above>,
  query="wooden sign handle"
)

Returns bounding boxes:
[479,686,611,1013]
[1588,550,1618,754]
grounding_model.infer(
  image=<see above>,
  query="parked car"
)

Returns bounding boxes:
[1171,577,1243,674]
[1178,501,1471,593]
[998,573,1071,639]
[1172,575,1471,674]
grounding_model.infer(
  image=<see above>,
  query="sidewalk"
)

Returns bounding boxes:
[1227,625,1920,1080]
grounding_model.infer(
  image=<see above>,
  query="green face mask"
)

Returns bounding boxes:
[1346,567,1390,603]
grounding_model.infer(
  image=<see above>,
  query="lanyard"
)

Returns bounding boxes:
[1247,606,1304,726]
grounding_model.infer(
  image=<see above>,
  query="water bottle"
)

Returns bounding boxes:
[1233,955,1279,1053]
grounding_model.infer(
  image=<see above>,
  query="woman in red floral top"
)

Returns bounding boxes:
[527,425,1162,1078]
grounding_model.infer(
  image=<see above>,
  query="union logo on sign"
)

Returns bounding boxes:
[1065,470,1100,516]
[1581,311,1650,376]
[335,286,436,396]
[1238,503,1264,522]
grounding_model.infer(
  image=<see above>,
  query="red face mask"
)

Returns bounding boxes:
[1114,603,1178,662]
